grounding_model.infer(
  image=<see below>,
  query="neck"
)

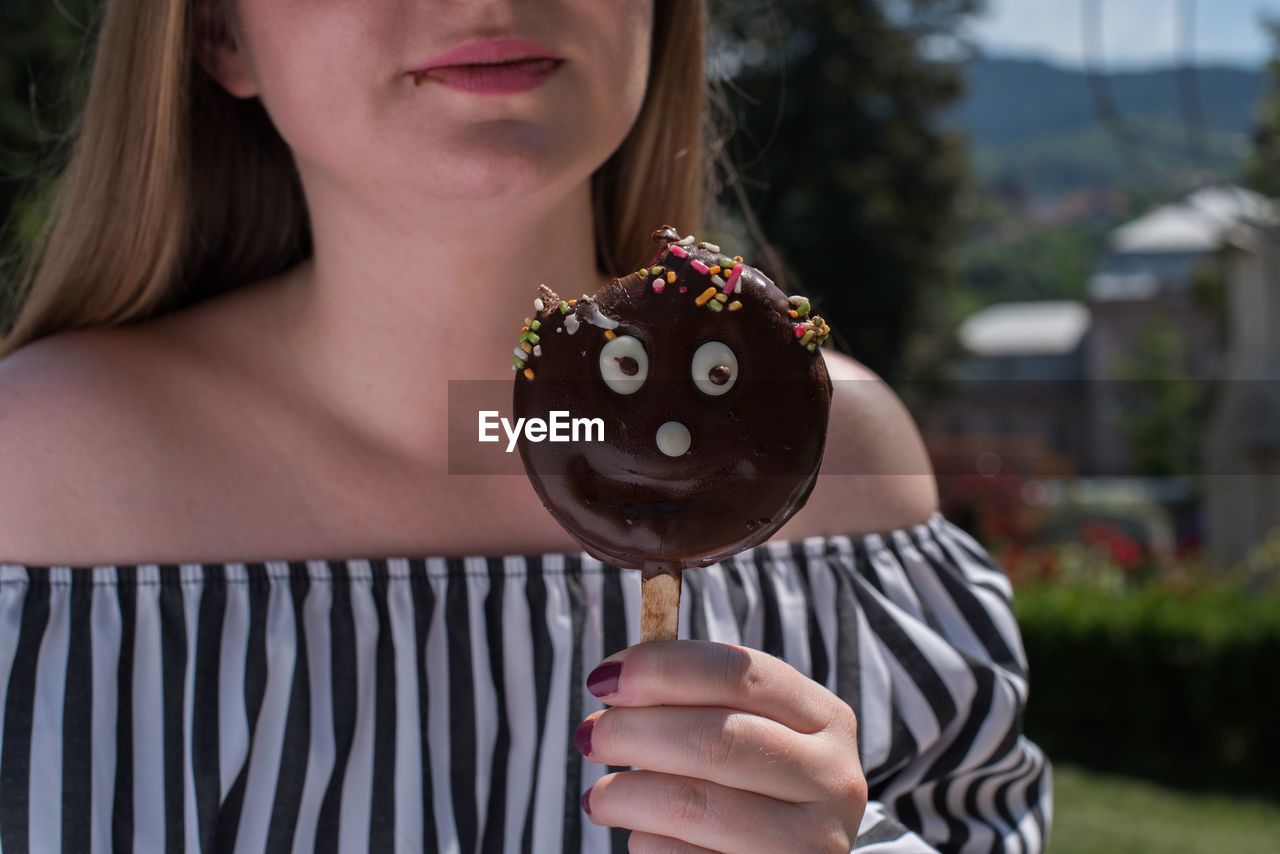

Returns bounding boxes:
[272,176,603,463]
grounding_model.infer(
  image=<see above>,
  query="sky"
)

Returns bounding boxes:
[968,0,1280,69]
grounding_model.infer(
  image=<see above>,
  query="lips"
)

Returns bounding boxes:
[411,59,561,93]
[408,38,563,94]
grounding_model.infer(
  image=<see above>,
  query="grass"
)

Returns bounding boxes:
[1049,765,1280,853]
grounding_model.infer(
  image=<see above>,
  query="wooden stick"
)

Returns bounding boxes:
[640,564,682,643]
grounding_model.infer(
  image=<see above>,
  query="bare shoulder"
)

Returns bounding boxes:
[0,327,196,562]
[777,350,939,539]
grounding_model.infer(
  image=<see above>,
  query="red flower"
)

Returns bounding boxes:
[1081,521,1114,547]
[1108,536,1143,570]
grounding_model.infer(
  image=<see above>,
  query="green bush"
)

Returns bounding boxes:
[1015,583,1280,799]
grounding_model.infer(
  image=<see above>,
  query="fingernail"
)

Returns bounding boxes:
[581,786,593,816]
[574,717,594,756]
[586,661,622,697]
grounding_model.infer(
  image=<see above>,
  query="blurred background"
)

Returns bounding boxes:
[3,1,1279,850]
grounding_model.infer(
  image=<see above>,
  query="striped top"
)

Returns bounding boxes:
[0,514,1051,853]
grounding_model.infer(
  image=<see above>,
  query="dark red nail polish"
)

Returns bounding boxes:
[574,717,594,756]
[586,661,622,697]
[581,786,593,816]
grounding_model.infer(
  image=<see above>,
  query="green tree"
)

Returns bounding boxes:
[1115,320,1207,478]
[1247,17,1280,198]
[0,0,96,292]
[956,219,1110,312]
[711,0,980,382]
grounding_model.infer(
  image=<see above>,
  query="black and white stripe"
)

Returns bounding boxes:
[0,515,1052,852]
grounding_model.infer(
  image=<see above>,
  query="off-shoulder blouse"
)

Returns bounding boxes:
[0,514,1051,853]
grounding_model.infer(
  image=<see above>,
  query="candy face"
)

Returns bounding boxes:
[513,228,833,570]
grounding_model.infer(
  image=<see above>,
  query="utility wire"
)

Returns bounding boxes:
[1082,2,1270,248]
[1083,0,1245,188]
[1176,0,1211,174]
[1081,0,1159,184]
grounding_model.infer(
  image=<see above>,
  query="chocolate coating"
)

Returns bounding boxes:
[513,228,833,570]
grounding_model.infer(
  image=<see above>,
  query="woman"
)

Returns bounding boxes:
[0,0,1050,851]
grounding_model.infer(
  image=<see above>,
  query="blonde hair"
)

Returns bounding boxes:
[1,0,707,357]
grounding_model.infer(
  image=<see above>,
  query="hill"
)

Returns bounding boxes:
[952,56,1267,194]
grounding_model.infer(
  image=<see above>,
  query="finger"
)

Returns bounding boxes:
[588,641,849,734]
[626,831,722,854]
[585,770,855,854]
[578,705,829,802]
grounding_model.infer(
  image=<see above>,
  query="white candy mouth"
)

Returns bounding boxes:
[656,421,691,457]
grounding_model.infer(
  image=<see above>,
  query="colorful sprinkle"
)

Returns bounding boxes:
[711,274,727,291]
[719,257,735,268]
[559,300,571,314]
[789,311,832,349]
[666,271,677,284]
[676,234,696,246]
[523,367,535,380]
[709,265,722,275]
[652,281,666,293]
[725,264,744,293]
[694,287,717,306]
[533,298,545,312]
[708,299,724,312]
[713,292,727,303]
[650,265,665,276]
[698,241,721,253]
[728,300,743,311]
[532,344,542,357]
[603,329,617,340]
[678,286,688,293]
[690,259,710,275]
[513,355,526,369]
[668,244,689,259]
[530,319,541,331]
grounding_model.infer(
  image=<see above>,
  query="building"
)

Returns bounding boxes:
[1084,186,1262,474]
[920,300,1089,478]
[931,186,1280,563]
[1205,223,1280,565]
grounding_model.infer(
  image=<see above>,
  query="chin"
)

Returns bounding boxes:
[424,121,609,201]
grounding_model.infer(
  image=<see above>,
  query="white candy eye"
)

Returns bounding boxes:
[691,341,738,396]
[599,335,648,394]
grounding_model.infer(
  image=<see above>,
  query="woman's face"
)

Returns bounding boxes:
[210,0,653,205]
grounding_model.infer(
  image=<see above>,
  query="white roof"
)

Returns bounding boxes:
[1111,185,1277,254]
[958,301,1091,356]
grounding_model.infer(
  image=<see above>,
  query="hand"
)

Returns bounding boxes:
[576,640,868,854]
